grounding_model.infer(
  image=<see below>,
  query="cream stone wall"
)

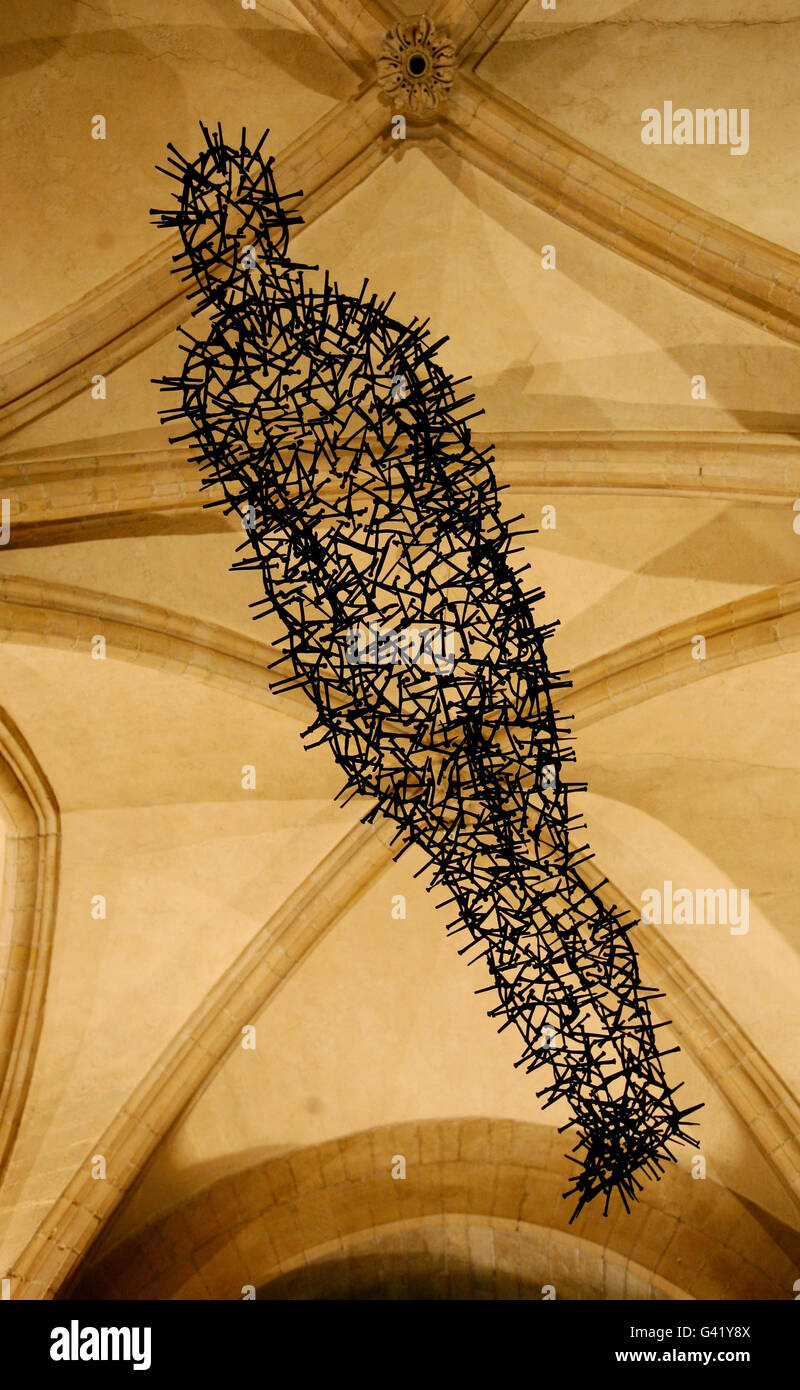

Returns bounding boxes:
[483,3,800,246]
[0,0,350,338]
[109,853,799,1240]
[0,0,798,1301]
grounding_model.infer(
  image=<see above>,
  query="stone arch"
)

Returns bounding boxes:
[563,578,800,729]
[0,575,799,735]
[0,574,300,719]
[0,705,60,1177]
[70,1119,799,1301]
[3,431,797,552]
[11,817,800,1299]
[255,1214,686,1301]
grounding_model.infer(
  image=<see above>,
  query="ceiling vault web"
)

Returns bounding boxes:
[2,430,799,552]
[1,0,799,444]
[0,0,797,1297]
[9,807,800,1300]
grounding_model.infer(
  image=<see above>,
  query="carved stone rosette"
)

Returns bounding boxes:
[377,15,456,113]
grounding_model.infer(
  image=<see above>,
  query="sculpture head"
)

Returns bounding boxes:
[152,124,302,301]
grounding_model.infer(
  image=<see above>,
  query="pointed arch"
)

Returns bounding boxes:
[70,1119,798,1300]
[0,706,60,1178]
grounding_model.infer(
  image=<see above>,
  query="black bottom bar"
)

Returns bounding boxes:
[5,1297,791,1381]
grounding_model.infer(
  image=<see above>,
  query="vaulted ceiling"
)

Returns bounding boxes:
[0,0,798,1300]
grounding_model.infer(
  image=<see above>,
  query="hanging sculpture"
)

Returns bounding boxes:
[152,125,700,1218]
